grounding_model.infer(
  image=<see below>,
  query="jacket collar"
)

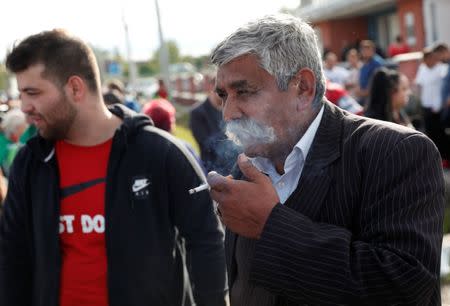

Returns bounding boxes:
[303,99,342,170]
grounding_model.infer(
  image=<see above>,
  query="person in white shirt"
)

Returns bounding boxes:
[344,48,362,99]
[323,51,350,86]
[415,47,450,161]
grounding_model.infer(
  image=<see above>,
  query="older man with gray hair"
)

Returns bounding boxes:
[0,109,28,176]
[207,14,444,305]
[1,108,27,144]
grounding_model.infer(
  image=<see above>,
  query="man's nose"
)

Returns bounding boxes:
[222,97,241,122]
[20,99,33,114]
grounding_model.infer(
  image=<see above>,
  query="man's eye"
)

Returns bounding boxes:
[237,89,258,96]
[236,90,249,96]
[217,92,227,99]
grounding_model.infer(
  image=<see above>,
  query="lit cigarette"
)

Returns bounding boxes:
[189,183,210,195]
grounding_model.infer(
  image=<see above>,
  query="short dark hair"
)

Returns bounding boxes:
[360,40,375,49]
[422,47,434,59]
[6,29,101,93]
[432,42,449,53]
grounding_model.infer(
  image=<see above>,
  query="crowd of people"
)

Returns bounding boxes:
[0,14,447,306]
[322,39,450,168]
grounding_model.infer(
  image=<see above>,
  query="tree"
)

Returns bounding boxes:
[148,40,181,73]
[0,64,9,91]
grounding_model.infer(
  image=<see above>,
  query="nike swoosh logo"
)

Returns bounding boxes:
[60,178,105,199]
[132,183,150,192]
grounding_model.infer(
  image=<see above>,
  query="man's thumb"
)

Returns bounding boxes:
[237,154,262,182]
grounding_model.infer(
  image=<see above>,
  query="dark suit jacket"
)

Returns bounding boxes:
[190,98,224,151]
[226,101,445,305]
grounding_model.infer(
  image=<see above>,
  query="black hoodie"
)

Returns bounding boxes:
[0,104,227,306]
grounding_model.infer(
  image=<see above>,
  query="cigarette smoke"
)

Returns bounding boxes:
[202,136,241,175]
[225,117,276,150]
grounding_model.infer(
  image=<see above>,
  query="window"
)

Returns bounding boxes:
[404,12,417,47]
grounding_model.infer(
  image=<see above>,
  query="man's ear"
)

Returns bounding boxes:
[293,68,316,98]
[65,76,86,102]
[290,68,316,112]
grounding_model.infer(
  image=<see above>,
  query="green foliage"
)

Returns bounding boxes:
[138,64,156,77]
[0,63,10,91]
[442,273,450,285]
[166,41,181,63]
[146,41,210,76]
[148,40,181,74]
[180,55,210,70]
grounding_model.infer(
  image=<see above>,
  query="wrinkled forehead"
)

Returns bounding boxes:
[215,54,271,89]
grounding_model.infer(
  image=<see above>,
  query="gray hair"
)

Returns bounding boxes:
[1,109,26,140]
[211,14,326,108]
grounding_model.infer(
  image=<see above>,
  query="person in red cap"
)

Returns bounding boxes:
[325,81,363,115]
[142,98,176,132]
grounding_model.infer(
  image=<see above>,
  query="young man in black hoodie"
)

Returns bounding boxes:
[0,29,227,306]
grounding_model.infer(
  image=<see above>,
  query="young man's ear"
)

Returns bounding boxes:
[65,76,86,102]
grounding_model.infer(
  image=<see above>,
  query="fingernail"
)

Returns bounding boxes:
[238,153,249,163]
[207,171,218,178]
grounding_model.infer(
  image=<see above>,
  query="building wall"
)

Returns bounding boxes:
[304,0,431,62]
[397,0,425,51]
[314,17,368,59]
[423,0,450,46]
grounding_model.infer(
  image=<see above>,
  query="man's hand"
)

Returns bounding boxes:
[207,154,279,239]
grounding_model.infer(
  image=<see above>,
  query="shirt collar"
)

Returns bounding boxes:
[295,104,324,161]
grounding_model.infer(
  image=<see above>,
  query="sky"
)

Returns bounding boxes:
[1,0,300,61]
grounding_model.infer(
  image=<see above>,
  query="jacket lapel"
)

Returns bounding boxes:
[285,101,342,220]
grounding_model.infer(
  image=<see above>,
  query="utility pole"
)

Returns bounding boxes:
[154,0,171,93]
[122,9,138,91]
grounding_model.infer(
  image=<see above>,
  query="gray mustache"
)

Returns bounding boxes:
[225,118,275,147]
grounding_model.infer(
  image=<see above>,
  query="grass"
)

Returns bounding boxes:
[173,109,200,154]
[173,124,200,154]
[443,273,450,285]
[445,206,450,235]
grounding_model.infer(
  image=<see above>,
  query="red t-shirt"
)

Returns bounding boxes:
[56,139,112,306]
